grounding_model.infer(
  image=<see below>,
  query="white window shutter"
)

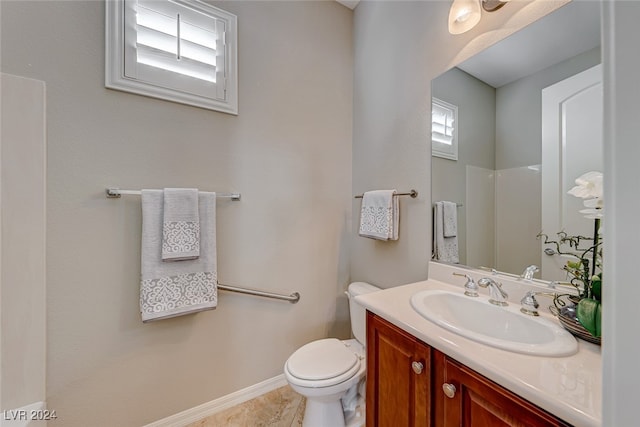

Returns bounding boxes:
[106,0,237,114]
[215,26,226,100]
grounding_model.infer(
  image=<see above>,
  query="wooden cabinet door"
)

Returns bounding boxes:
[434,351,571,427]
[366,312,431,427]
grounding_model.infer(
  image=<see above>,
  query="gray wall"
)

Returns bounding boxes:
[1,1,353,425]
[602,1,640,425]
[431,68,496,265]
[351,0,436,287]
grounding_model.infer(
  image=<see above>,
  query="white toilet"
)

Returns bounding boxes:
[284,282,380,427]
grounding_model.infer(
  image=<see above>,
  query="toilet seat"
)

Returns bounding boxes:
[285,338,362,388]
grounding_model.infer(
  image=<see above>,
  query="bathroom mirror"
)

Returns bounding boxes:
[431,1,601,282]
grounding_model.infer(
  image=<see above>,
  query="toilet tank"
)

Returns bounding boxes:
[347,282,381,345]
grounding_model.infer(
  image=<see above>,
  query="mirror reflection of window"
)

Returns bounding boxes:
[432,98,458,161]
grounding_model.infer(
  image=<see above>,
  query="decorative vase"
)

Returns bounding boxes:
[557,305,601,345]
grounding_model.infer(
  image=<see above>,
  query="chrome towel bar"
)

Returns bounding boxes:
[354,189,418,199]
[106,187,241,201]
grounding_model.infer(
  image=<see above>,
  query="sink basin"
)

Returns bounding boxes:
[410,290,578,356]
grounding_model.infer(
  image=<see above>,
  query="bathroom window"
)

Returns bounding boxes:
[106,0,237,114]
[432,98,458,160]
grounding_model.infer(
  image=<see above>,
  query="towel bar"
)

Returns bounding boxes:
[354,189,418,199]
[107,188,298,303]
[218,283,300,303]
[106,188,241,201]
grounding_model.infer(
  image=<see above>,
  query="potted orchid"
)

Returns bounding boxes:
[539,171,603,339]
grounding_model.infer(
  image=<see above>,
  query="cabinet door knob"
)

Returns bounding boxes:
[442,383,457,398]
[411,361,424,374]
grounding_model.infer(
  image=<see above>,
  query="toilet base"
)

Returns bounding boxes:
[302,397,346,427]
[344,394,365,427]
[297,386,365,427]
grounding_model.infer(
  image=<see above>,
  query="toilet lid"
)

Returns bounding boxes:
[286,338,359,381]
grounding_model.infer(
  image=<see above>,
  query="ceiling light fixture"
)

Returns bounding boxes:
[448,0,510,35]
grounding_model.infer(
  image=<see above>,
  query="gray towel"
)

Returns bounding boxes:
[442,201,458,237]
[433,201,459,263]
[141,190,217,322]
[358,190,399,241]
[162,188,200,261]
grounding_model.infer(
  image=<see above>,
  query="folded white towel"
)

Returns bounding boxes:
[442,201,458,237]
[162,188,200,261]
[358,190,399,241]
[141,190,217,322]
[433,201,459,263]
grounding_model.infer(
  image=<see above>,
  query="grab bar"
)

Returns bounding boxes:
[218,283,300,303]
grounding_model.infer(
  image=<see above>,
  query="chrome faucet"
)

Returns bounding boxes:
[478,277,508,306]
[520,265,539,281]
[452,272,479,297]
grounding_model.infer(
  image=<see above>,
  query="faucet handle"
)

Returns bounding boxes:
[520,291,540,316]
[520,291,559,316]
[452,272,479,297]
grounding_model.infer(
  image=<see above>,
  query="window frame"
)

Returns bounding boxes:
[105,0,238,114]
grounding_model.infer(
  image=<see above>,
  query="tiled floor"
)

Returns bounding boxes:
[186,385,306,427]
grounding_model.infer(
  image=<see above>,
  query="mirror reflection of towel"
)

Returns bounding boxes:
[442,201,457,237]
[433,201,459,263]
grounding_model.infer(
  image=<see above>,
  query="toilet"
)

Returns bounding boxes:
[284,282,380,427]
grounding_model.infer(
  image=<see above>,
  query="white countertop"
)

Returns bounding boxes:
[355,278,602,427]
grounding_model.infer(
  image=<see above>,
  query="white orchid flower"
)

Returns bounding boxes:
[568,171,604,220]
[579,208,604,219]
[583,198,604,209]
[567,171,603,199]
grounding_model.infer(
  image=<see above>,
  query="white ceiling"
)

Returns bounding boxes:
[456,1,601,88]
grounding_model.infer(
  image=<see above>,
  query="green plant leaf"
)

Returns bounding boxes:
[591,275,602,301]
[577,298,601,337]
[596,303,602,337]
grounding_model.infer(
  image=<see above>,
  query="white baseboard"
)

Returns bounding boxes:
[144,374,288,427]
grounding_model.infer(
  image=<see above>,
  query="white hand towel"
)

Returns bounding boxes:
[442,201,458,237]
[358,190,399,241]
[162,188,200,261]
[433,201,459,263]
[141,190,217,322]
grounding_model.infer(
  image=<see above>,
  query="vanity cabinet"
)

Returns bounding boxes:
[366,311,431,427]
[366,312,570,427]
[433,351,571,427]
